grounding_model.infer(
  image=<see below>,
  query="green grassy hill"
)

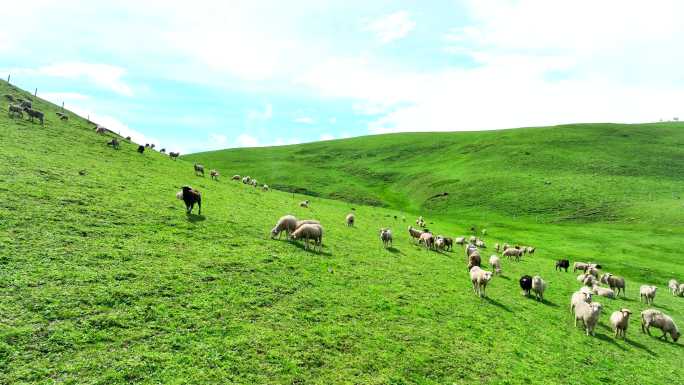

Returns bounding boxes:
[187,123,684,226]
[1,79,683,385]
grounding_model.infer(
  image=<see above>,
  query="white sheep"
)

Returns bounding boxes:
[345,213,355,227]
[475,239,486,248]
[609,308,632,339]
[435,236,446,250]
[300,200,310,208]
[668,279,679,296]
[574,301,603,336]
[290,223,323,252]
[639,285,657,305]
[600,273,626,297]
[262,184,269,192]
[270,215,298,239]
[380,228,393,248]
[592,285,615,299]
[641,309,680,342]
[488,255,501,275]
[531,275,546,301]
[570,290,592,313]
[454,236,465,245]
[295,219,320,229]
[469,266,493,298]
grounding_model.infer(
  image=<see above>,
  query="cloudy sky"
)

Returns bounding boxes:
[2,0,683,153]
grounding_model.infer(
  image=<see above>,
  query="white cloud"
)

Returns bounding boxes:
[294,116,315,124]
[320,133,335,141]
[363,11,416,44]
[236,133,260,147]
[247,103,273,121]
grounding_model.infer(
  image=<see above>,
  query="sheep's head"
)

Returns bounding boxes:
[591,302,603,312]
[672,329,680,342]
[620,308,632,316]
[483,272,493,281]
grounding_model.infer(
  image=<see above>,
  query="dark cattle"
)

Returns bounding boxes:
[137,145,145,154]
[8,104,23,119]
[520,275,533,296]
[169,151,180,160]
[194,163,205,176]
[106,138,120,149]
[555,259,570,272]
[24,108,44,124]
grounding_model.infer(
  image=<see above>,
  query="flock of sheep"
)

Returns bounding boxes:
[4,94,47,124]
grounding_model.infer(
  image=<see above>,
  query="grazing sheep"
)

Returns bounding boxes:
[503,243,510,251]
[290,223,323,252]
[23,108,44,124]
[300,200,310,208]
[454,236,465,245]
[242,176,251,184]
[526,247,535,255]
[295,219,320,230]
[555,259,570,272]
[210,170,219,181]
[60,114,68,121]
[194,163,205,177]
[150,144,156,149]
[468,236,477,244]
[160,148,166,154]
[475,239,486,248]
[641,309,680,342]
[489,255,502,275]
[137,145,145,154]
[503,248,523,261]
[232,175,241,180]
[169,151,180,160]
[531,276,546,301]
[442,237,453,251]
[574,301,603,336]
[592,285,615,299]
[8,104,23,119]
[262,184,269,192]
[573,262,596,273]
[20,100,32,109]
[270,215,298,239]
[519,275,533,296]
[251,179,258,187]
[125,136,132,141]
[469,266,493,298]
[346,213,355,227]
[106,138,120,149]
[96,125,107,134]
[180,186,201,215]
[610,309,632,339]
[586,266,599,278]
[600,273,626,297]
[668,279,679,296]
[640,285,657,305]
[419,232,435,250]
[408,226,422,243]
[380,228,393,248]
[435,236,446,250]
[570,290,592,313]
[577,273,597,287]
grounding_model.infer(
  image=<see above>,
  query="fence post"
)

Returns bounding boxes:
[34,88,37,97]
[6,74,9,83]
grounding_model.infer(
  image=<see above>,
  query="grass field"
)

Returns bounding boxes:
[1,79,683,385]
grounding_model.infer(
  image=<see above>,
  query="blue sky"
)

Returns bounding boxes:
[2,0,683,153]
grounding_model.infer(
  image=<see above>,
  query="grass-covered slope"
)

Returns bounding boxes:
[1,79,683,384]
[187,123,684,226]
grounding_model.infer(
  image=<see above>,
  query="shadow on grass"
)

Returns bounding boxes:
[385,246,402,254]
[482,296,512,313]
[289,240,333,256]
[625,338,658,356]
[595,333,627,351]
[186,213,206,222]
[497,275,511,281]
[618,296,636,302]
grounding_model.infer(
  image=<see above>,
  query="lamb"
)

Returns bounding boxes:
[137,145,145,154]
[270,215,298,239]
[570,290,592,313]
[380,228,393,248]
[469,266,493,298]
[641,309,680,342]
[290,223,323,252]
[106,138,120,149]
[169,151,180,160]
[345,213,355,227]
[585,266,599,278]
[23,108,44,124]
[609,308,632,339]
[574,301,603,336]
[194,163,205,176]
[408,226,422,243]
[555,259,570,272]
[8,104,23,118]
[639,285,657,305]
[488,255,501,275]
[519,275,533,296]
[600,273,626,297]
[592,285,615,299]
[300,200,310,208]
[210,170,220,180]
[454,236,465,245]
[180,186,201,215]
[419,232,435,250]
[577,274,597,287]
[531,275,546,301]
[573,262,596,273]
[668,279,679,296]
[232,175,241,180]
[262,184,269,192]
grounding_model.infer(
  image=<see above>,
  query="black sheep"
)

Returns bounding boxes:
[181,186,201,215]
[555,259,570,272]
[520,275,533,296]
[137,145,145,154]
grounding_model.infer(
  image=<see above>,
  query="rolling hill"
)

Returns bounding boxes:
[187,123,684,226]
[1,79,683,385]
